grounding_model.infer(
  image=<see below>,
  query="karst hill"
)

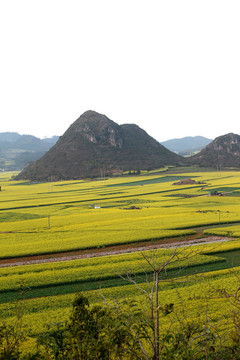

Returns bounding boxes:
[187,133,240,168]
[16,111,184,181]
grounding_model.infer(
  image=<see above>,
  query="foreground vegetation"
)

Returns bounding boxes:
[2,169,240,358]
[3,250,240,359]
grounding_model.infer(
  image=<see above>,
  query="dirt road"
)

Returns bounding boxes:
[0,236,232,268]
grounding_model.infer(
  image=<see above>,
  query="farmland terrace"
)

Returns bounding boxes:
[0,233,233,268]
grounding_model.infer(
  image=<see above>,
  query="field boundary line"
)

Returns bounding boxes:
[0,236,232,268]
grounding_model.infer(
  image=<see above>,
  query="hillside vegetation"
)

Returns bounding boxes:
[15,111,240,182]
[188,133,240,168]
[16,111,185,180]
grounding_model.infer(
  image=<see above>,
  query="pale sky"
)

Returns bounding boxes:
[0,1,240,142]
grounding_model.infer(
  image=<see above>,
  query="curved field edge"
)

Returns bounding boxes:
[0,246,225,293]
[0,229,197,259]
[204,224,240,238]
[2,171,240,348]
[1,170,240,258]
[1,240,240,304]
[2,263,240,338]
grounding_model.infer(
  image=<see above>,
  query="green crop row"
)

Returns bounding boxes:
[1,171,240,259]
[2,263,240,337]
[0,246,225,294]
[1,170,240,343]
[203,224,240,238]
[0,228,197,259]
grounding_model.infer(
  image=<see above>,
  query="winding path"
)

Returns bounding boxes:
[0,236,233,268]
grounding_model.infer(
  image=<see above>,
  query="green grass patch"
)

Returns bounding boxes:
[107,175,198,187]
[0,211,44,222]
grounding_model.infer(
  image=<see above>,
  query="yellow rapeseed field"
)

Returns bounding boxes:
[1,169,240,341]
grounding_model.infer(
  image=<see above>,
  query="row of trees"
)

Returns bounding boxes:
[1,248,240,359]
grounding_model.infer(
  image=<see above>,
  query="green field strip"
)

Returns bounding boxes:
[0,212,44,222]
[1,251,220,289]
[203,223,240,237]
[206,186,240,194]
[106,175,198,187]
[0,230,196,260]
[0,184,205,212]
[2,264,240,337]
[0,250,226,303]
[2,264,239,316]
[169,220,240,231]
[0,258,227,304]
[2,170,240,340]
[0,278,131,304]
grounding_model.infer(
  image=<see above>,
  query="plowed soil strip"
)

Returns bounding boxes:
[0,236,232,268]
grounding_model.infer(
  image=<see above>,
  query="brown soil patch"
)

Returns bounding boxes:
[0,234,232,268]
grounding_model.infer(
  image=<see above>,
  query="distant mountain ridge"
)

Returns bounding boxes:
[161,136,212,156]
[2,117,240,175]
[16,110,184,180]
[0,132,22,143]
[0,132,59,171]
